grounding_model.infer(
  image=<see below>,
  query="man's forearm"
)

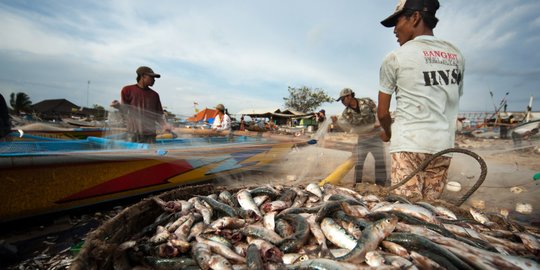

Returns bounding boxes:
[377,92,392,140]
[379,113,392,138]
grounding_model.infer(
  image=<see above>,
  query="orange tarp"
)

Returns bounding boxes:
[187,108,219,122]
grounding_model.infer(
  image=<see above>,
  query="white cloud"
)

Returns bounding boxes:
[0,0,539,116]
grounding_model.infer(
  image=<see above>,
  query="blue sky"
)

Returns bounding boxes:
[0,0,539,118]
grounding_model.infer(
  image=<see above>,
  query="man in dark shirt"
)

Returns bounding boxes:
[112,66,170,143]
[0,93,11,141]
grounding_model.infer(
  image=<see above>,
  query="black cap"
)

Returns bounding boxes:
[381,0,440,28]
[136,66,161,78]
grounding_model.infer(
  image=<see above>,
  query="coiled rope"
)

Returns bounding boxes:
[385,148,487,207]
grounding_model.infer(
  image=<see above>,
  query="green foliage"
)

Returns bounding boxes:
[9,92,32,115]
[92,104,107,120]
[283,86,334,113]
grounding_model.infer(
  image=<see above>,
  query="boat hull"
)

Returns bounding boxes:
[0,137,296,222]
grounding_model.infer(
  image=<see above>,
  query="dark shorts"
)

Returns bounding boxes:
[390,152,451,200]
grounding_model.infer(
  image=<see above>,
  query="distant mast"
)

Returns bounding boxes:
[526,96,533,122]
[86,80,91,107]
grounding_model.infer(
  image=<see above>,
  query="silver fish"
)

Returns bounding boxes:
[262,200,289,213]
[196,236,246,263]
[241,225,284,245]
[209,217,246,231]
[304,214,330,256]
[158,242,179,258]
[234,242,248,257]
[253,195,270,207]
[174,213,197,240]
[410,251,443,269]
[322,184,364,201]
[395,222,443,239]
[289,258,374,270]
[516,232,540,255]
[335,216,398,263]
[340,202,370,218]
[381,253,418,270]
[340,220,362,240]
[416,201,457,220]
[187,221,206,241]
[365,250,385,267]
[208,253,233,270]
[192,242,212,270]
[150,225,171,244]
[372,203,439,224]
[263,211,277,231]
[433,236,533,270]
[320,217,357,250]
[329,248,349,257]
[246,238,283,263]
[166,212,193,232]
[169,239,190,253]
[152,197,182,212]
[469,208,494,226]
[192,198,213,224]
[282,253,310,264]
[219,190,237,207]
[246,243,264,270]
[290,190,309,209]
[236,189,263,218]
[199,233,234,249]
[381,241,409,258]
[479,233,529,254]
[305,183,323,198]
[442,223,483,240]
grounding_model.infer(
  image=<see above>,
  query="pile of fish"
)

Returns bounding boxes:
[114,183,540,269]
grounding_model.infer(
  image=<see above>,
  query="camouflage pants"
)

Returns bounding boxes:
[390,152,451,200]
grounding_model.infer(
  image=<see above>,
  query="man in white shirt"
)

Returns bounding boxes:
[212,103,231,131]
[378,0,465,200]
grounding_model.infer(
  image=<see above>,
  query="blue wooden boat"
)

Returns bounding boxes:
[0,135,308,222]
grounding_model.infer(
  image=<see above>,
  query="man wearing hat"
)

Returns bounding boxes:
[212,103,231,131]
[314,109,326,130]
[332,88,388,186]
[378,0,465,199]
[113,66,171,143]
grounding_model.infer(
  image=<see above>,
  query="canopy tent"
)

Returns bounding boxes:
[236,108,314,127]
[236,108,278,117]
[236,108,310,118]
[186,108,219,123]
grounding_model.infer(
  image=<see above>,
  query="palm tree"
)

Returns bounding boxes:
[9,92,32,115]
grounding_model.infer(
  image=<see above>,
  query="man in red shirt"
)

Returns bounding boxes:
[112,66,170,143]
